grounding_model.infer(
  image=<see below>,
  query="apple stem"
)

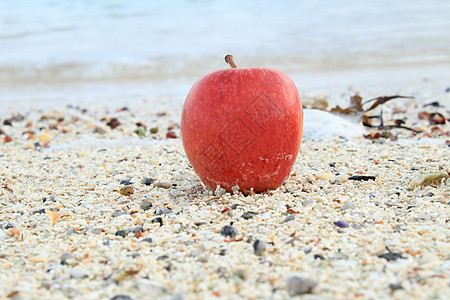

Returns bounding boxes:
[225,55,237,68]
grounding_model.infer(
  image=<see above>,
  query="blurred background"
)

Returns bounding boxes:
[1,0,449,112]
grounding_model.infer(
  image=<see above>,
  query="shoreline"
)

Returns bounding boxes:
[1,60,449,115]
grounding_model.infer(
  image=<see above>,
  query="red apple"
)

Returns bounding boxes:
[181,55,303,194]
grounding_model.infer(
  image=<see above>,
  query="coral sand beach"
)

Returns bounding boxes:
[1,1,450,299]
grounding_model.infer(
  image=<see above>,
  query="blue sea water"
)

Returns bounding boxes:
[1,0,449,111]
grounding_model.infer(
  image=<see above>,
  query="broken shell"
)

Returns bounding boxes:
[408,171,449,190]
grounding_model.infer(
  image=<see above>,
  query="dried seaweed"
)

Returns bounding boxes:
[362,95,414,112]
[361,110,422,133]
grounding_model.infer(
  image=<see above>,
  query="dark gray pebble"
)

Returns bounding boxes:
[219,249,227,256]
[140,199,153,211]
[142,178,155,186]
[333,220,349,228]
[241,211,256,220]
[378,250,404,261]
[220,225,238,238]
[2,222,14,229]
[110,296,132,300]
[142,237,153,244]
[120,179,133,185]
[253,239,267,256]
[286,276,318,295]
[314,254,325,260]
[115,230,128,237]
[33,208,47,214]
[348,175,376,181]
[389,283,404,291]
[231,204,239,210]
[152,217,163,226]
[194,222,206,227]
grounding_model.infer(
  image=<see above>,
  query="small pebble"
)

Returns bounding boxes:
[152,217,163,226]
[378,249,404,261]
[106,118,120,129]
[141,178,155,186]
[166,131,177,139]
[3,222,14,230]
[286,276,318,295]
[241,211,256,220]
[140,199,153,211]
[91,228,103,234]
[150,127,159,134]
[110,296,132,300]
[333,220,349,228]
[120,179,133,185]
[253,239,267,256]
[134,128,146,137]
[230,204,239,210]
[119,186,134,196]
[142,237,153,244]
[315,173,334,180]
[37,132,52,143]
[115,230,128,237]
[220,225,238,238]
[314,254,325,260]
[389,283,404,291]
[155,182,172,189]
[351,223,364,229]
[112,210,127,218]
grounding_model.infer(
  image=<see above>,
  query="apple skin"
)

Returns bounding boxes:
[181,67,303,194]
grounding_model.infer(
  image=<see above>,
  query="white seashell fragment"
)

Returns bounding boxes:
[408,171,449,190]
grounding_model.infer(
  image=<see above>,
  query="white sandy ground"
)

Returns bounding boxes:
[0,86,449,299]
